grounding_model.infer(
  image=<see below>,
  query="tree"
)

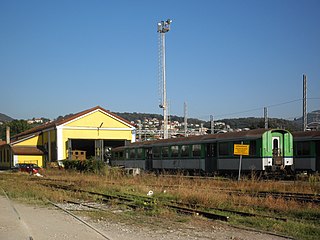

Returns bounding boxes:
[0,120,32,140]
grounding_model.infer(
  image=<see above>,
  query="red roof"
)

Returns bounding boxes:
[12,146,45,155]
[12,106,134,140]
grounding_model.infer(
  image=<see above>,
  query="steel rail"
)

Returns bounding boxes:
[47,199,112,240]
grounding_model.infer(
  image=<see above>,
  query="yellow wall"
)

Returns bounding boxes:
[42,130,56,143]
[65,110,129,128]
[16,155,44,167]
[15,135,41,146]
[62,129,132,140]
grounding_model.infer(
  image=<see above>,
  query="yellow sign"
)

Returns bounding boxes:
[234,144,250,156]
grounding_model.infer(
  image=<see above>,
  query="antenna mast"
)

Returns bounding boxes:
[157,19,172,139]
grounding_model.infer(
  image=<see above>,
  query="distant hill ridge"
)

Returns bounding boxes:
[0,113,14,122]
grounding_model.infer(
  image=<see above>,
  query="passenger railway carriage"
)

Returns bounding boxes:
[111,129,294,175]
[293,131,320,173]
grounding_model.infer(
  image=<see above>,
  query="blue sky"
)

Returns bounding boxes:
[1,0,319,121]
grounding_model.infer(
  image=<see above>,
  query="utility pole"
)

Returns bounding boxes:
[157,19,172,139]
[303,74,307,131]
[264,107,268,129]
[184,102,188,137]
[210,115,214,134]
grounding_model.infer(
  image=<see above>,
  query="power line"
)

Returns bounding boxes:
[201,98,305,119]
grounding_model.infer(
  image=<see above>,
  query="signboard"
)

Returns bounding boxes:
[234,144,250,156]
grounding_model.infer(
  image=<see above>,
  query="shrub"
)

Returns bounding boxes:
[62,159,106,174]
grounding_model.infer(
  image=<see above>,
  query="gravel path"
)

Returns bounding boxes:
[0,196,292,240]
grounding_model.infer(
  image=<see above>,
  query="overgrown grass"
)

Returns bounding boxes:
[0,169,319,240]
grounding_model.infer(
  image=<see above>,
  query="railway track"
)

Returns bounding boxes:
[231,190,320,204]
[42,182,230,221]
[38,180,297,222]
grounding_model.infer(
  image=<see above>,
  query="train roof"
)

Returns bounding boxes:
[114,128,290,150]
[292,131,320,140]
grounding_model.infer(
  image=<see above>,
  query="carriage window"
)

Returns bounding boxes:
[296,142,311,156]
[192,144,201,157]
[162,147,169,158]
[219,142,229,156]
[119,151,124,159]
[136,148,143,159]
[273,139,279,149]
[171,146,179,158]
[129,149,135,159]
[181,145,190,157]
[153,147,161,158]
[249,141,256,156]
[125,150,129,160]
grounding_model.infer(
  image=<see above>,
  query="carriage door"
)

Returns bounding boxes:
[146,148,153,170]
[205,143,217,173]
[272,137,283,166]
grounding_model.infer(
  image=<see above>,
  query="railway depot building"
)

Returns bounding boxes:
[0,106,136,168]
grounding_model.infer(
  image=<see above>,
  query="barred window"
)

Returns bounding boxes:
[162,146,169,158]
[136,148,143,159]
[171,146,179,158]
[192,144,201,157]
[181,145,190,157]
[153,147,161,158]
[129,149,135,159]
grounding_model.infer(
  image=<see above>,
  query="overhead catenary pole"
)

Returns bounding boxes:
[210,115,214,134]
[184,102,188,137]
[264,107,268,129]
[303,74,307,131]
[157,19,172,139]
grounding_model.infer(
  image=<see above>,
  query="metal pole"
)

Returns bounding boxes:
[210,115,214,134]
[303,74,307,131]
[162,32,168,139]
[238,141,243,181]
[157,19,171,139]
[184,102,187,137]
[264,107,268,129]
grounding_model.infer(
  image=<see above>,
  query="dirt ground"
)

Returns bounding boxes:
[0,196,292,240]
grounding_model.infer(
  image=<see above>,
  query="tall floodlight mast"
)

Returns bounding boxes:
[158,19,172,139]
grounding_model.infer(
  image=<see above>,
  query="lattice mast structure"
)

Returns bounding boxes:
[157,19,172,139]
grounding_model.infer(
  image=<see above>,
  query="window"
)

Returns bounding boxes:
[219,142,229,156]
[136,148,143,159]
[249,141,256,156]
[181,145,190,157]
[125,150,129,160]
[129,149,135,159]
[153,147,161,158]
[119,151,124,159]
[171,146,179,158]
[162,146,169,158]
[192,144,201,157]
[296,142,311,156]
